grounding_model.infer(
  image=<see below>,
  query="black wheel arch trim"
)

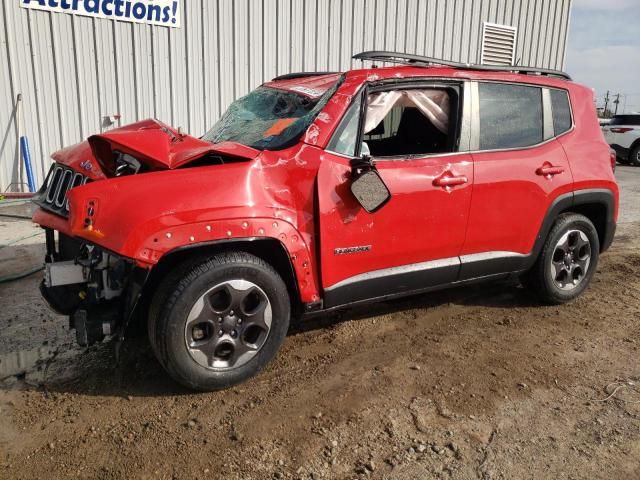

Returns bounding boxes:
[136,236,302,319]
[528,188,616,268]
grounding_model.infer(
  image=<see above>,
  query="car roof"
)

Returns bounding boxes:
[266,64,576,94]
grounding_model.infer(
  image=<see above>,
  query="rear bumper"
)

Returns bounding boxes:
[610,144,629,160]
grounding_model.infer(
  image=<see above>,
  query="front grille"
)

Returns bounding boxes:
[33,164,90,217]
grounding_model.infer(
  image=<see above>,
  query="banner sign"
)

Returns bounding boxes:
[20,0,181,28]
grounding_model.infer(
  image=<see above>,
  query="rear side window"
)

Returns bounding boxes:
[610,115,640,126]
[479,83,543,150]
[550,89,572,135]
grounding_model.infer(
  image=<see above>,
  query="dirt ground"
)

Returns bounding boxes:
[1,168,640,479]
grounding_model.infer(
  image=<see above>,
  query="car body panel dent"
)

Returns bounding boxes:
[57,144,323,302]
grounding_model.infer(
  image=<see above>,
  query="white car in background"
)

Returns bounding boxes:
[602,114,640,166]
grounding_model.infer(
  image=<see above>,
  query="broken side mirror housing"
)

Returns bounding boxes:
[350,156,391,213]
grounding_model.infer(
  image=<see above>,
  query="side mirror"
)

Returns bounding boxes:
[350,166,391,213]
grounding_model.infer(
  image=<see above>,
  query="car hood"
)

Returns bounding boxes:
[52,119,261,178]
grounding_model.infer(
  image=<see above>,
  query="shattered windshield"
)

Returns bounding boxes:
[203,82,339,150]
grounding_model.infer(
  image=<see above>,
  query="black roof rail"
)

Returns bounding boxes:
[272,71,340,81]
[352,51,572,81]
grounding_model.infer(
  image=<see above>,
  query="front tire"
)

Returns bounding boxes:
[523,213,599,304]
[149,252,290,391]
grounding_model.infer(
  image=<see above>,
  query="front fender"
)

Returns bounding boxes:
[135,217,318,302]
[64,161,321,302]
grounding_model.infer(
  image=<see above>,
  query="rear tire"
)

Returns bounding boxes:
[523,213,599,304]
[149,252,290,391]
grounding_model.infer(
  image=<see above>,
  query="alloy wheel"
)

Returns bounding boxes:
[550,229,591,291]
[184,280,272,370]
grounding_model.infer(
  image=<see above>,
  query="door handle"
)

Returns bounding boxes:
[433,174,468,188]
[536,165,565,177]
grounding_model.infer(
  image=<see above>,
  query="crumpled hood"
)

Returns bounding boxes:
[52,119,260,178]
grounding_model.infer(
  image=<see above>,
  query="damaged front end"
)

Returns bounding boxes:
[40,229,146,346]
[31,75,338,349]
[32,119,260,347]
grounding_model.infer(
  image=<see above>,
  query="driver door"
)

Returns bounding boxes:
[317,81,474,308]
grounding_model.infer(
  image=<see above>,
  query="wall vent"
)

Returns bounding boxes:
[480,22,517,66]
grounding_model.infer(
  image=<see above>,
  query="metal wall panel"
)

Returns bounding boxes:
[0,0,572,191]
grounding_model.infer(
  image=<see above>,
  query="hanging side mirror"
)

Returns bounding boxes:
[350,155,391,213]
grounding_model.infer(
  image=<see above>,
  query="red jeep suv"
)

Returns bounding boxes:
[32,51,618,391]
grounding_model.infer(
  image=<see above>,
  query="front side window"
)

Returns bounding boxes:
[327,87,456,158]
[203,83,338,150]
[479,83,543,150]
[550,89,572,136]
[363,89,454,157]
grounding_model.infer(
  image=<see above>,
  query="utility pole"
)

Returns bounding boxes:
[613,93,621,115]
[604,90,610,117]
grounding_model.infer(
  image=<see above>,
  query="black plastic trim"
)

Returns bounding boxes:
[573,188,617,252]
[611,144,629,160]
[324,258,460,308]
[459,252,529,281]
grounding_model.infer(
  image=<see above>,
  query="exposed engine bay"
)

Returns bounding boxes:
[40,230,137,347]
[31,119,267,349]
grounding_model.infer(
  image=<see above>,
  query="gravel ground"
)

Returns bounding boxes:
[0,167,639,479]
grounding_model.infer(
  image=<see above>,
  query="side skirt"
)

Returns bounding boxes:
[321,252,530,310]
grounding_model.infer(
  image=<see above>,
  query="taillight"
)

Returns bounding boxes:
[610,127,634,133]
[610,148,616,172]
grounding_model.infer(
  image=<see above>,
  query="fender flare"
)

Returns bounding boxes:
[526,188,616,270]
[130,217,321,304]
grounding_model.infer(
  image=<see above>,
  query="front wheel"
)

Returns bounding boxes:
[149,252,290,391]
[523,213,600,304]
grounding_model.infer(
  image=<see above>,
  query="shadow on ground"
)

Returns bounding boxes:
[0,274,539,399]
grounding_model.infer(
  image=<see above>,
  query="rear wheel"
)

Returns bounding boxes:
[523,213,599,304]
[149,252,290,391]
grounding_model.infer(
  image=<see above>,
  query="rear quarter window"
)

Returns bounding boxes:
[550,89,572,136]
[478,83,543,150]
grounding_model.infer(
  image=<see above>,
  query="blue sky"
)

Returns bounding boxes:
[565,0,640,113]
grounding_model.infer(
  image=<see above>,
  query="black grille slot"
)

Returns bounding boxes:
[34,164,90,217]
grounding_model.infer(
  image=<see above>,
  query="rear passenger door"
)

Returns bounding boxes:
[460,82,574,279]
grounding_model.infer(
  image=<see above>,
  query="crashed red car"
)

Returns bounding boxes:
[32,51,618,391]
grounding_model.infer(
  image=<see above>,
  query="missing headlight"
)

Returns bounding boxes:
[113,151,142,176]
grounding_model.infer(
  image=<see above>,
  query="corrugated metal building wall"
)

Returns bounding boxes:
[0,0,572,191]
